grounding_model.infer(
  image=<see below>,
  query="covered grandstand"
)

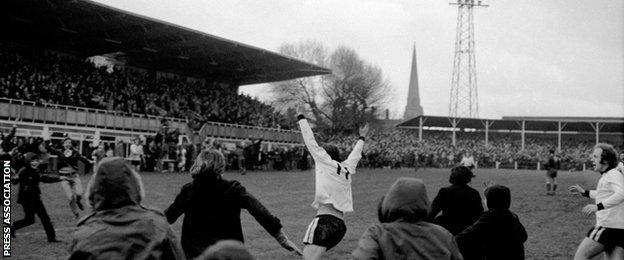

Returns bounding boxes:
[0,0,331,145]
[1,0,331,85]
[397,115,624,150]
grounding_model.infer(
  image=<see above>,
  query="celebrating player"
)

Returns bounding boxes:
[569,143,624,260]
[296,106,369,260]
[47,137,91,219]
[544,149,561,195]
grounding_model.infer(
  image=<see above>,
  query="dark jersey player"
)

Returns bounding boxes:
[544,149,561,195]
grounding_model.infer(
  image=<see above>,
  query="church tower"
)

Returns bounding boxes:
[403,45,424,119]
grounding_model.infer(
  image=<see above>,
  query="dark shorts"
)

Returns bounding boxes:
[586,226,624,249]
[546,170,557,178]
[303,214,347,250]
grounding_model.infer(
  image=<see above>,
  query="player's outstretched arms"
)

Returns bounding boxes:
[359,123,370,139]
[295,105,332,164]
[344,123,369,166]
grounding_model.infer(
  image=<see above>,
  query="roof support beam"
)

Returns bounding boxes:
[481,119,494,147]
[557,121,567,152]
[521,120,526,151]
[418,116,428,142]
[449,117,460,146]
[589,122,605,145]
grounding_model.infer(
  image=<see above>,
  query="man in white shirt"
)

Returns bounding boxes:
[570,143,624,260]
[296,106,368,260]
[460,152,476,170]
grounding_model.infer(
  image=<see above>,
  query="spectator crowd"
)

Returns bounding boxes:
[325,129,620,171]
[0,44,292,130]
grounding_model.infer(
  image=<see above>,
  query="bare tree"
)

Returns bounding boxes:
[271,41,390,133]
[271,40,331,125]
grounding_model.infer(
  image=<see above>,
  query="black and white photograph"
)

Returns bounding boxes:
[1,0,623,259]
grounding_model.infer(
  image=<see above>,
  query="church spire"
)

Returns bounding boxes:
[403,44,424,119]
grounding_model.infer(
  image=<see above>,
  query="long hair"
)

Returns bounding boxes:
[190,149,226,178]
[595,143,618,169]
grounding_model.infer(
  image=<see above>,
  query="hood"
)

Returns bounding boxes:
[485,185,511,210]
[379,177,429,223]
[85,157,145,211]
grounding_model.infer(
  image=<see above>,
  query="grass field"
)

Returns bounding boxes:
[9,167,605,259]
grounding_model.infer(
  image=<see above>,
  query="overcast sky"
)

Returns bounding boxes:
[95,0,623,119]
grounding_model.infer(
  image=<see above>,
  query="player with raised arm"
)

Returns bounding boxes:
[296,106,369,260]
[46,137,92,219]
[569,143,624,260]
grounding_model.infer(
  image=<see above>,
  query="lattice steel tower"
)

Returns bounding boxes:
[449,0,487,118]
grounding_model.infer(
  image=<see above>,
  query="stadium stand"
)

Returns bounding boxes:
[0,0,333,174]
[321,115,623,170]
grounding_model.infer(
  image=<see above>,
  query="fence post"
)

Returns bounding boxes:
[583,163,586,172]
[537,161,540,171]
[514,161,518,170]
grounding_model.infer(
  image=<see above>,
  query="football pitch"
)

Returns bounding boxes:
[10,168,603,259]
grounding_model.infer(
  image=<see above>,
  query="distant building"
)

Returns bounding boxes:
[403,45,424,119]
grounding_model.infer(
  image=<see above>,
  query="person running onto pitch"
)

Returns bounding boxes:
[165,149,301,259]
[11,153,65,242]
[46,137,91,219]
[569,143,624,260]
[544,149,561,195]
[352,178,463,260]
[296,106,369,260]
[69,157,184,259]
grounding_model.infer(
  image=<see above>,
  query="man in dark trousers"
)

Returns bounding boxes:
[11,152,65,242]
[544,149,561,195]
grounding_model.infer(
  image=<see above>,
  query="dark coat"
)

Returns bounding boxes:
[456,209,528,260]
[352,178,463,260]
[429,184,484,235]
[165,175,282,259]
[13,166,61,204]
[69,157,184,260]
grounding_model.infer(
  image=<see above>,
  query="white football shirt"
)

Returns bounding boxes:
[298,118,364,213]
[589,167,624,229]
